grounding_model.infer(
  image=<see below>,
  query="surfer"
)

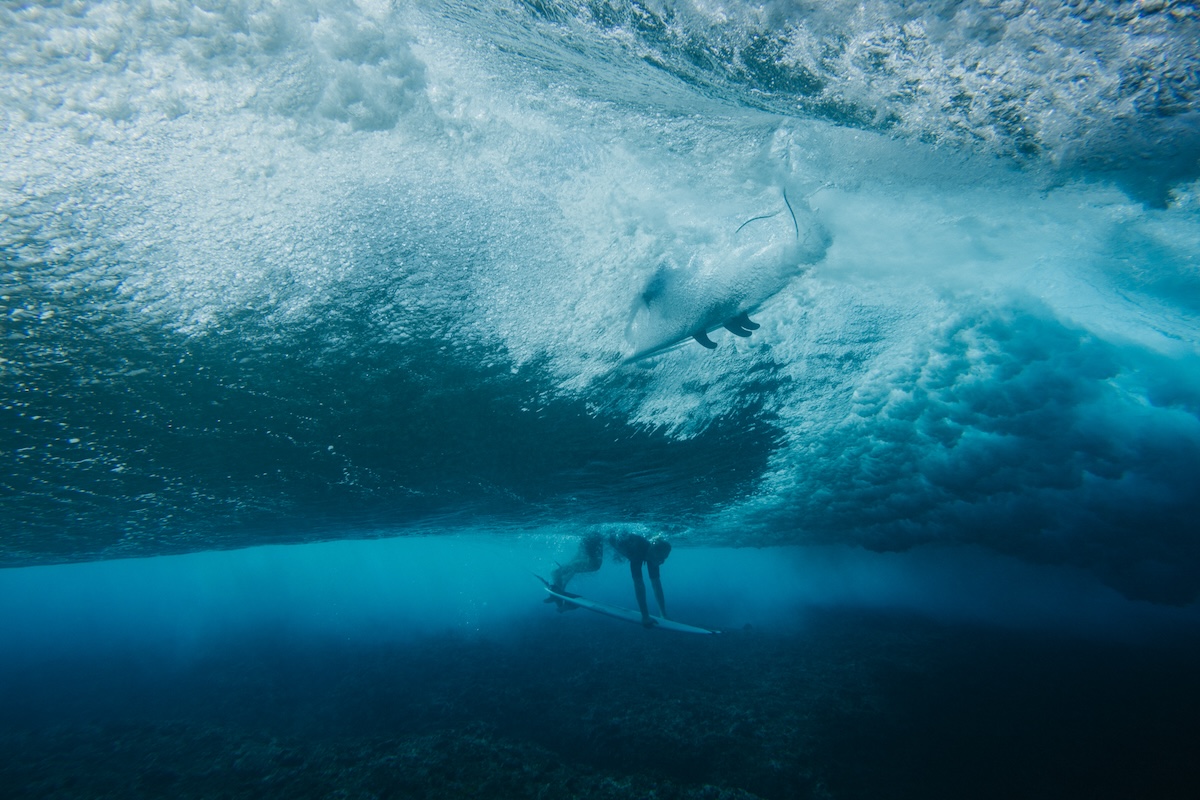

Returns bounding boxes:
[550,530,672,627]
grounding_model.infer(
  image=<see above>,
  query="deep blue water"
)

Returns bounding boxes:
[3,0,1200,797]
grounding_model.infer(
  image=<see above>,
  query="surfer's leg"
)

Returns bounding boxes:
[551,532,604,589]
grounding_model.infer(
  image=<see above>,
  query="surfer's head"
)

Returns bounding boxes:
[647,535,672,565]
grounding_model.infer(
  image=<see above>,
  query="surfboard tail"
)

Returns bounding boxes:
[532,573,583,609]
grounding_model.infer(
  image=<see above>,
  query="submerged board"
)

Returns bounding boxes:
[540,582,720,634]
[621,306,766,364]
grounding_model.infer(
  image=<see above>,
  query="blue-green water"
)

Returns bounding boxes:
[3,537,1199,797]
[3,1,1200,796]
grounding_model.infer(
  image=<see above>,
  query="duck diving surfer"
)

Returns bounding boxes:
[549,529,672,627]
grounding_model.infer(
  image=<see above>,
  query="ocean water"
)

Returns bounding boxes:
[3,1,1199,797]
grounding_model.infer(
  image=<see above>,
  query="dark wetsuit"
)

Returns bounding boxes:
[609,532,662,583]
[552,530,671,624]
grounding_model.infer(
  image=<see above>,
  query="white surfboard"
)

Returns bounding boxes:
[540,581,719,634]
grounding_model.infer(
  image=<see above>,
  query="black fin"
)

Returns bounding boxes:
[722,320,752,337]
[731,312,759,330]
[692,330,718,349]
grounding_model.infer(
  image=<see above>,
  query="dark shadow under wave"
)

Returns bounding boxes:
[2,260,781,565]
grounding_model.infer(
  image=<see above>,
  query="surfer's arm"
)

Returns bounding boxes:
[647,561,667,619]
[630,560,654,625]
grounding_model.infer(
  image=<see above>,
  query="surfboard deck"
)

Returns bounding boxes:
[537,578,719,634]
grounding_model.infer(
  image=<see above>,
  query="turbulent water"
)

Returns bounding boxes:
[3,2,1200,797]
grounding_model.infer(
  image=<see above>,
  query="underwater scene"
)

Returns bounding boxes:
[3,0,1200,797]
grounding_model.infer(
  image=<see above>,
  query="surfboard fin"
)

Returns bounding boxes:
[692,330,718,349]
[731,312,759,330]
[722,320,752,337]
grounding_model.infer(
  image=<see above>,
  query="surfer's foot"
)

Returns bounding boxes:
[641,616,658,628]
[544,595,576,613]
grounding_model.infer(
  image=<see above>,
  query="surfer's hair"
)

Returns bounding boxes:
[648,536,672,565]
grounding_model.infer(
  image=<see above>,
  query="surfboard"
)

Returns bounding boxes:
[538,578,719,634]
[620,309,761,364]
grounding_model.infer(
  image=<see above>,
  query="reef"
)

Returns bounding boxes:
[2,610,1197,799]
